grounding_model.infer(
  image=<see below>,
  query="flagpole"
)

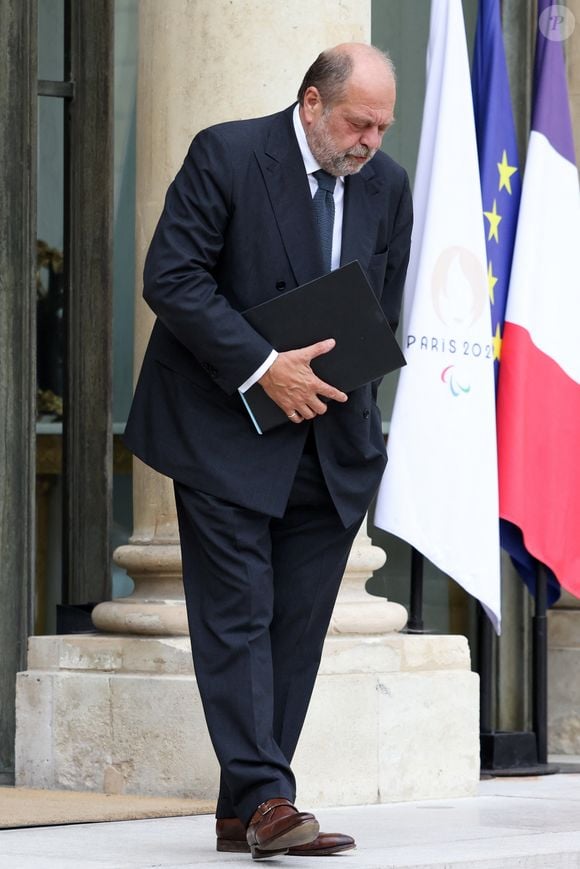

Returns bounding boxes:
[479,563,558,776]
[533,561,548,764]
[478,604,494,734]
[407,547,425,633]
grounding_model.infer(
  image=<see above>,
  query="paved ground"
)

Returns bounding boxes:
[2,774,580,868]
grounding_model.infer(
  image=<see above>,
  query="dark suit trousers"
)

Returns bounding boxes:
[173,446,363,827]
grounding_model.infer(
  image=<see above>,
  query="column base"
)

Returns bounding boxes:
[549,609,580,754]
[92,543,188,636]
[16,632,479,804]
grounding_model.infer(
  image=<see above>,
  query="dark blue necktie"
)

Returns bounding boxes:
[312,169,336,273]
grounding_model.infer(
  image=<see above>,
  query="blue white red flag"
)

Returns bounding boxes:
[497,0,580,600]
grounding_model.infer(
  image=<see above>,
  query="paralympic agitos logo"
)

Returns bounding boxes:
[405,246,491,396]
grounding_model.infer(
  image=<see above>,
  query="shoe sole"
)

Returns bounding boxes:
[255,818,320,852]
[251,846,289,860]
[217,837,355,858]
[289,842,356,856]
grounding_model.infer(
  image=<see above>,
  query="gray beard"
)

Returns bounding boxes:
[306,116,377,176]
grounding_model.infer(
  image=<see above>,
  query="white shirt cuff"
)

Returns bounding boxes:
[238,350,278,393]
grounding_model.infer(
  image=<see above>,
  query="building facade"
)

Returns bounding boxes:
[1,0,579,789]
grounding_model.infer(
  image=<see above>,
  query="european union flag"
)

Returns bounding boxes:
[473,0,559,605]
[472,0,521,385]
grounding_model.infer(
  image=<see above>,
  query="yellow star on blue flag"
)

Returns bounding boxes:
[472,0,522,388]
[497,150,518,194]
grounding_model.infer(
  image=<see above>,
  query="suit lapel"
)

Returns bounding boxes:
[340,163,383,269]
[255,107,384,284]
[255,108,325,286]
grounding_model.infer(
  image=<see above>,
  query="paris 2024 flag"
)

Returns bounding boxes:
[497,0,580,600]
[374,0,501,630]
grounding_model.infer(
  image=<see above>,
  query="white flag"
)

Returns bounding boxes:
[375,0,501,631]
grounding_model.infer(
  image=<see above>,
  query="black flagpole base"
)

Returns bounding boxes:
[481,763,559,777]
[480,731,559,777]
[402,624,432,634]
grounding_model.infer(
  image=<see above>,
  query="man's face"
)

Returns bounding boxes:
[301,70,396,176]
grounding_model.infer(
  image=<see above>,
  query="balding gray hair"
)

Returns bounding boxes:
[297,45,396,107]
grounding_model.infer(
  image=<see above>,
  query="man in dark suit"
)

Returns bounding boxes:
[125,42,412,860]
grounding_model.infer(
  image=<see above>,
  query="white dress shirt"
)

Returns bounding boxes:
[238,104,344,393]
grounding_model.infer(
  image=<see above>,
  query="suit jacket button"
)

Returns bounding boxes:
[275,281,286,291]
[362,409,370,419]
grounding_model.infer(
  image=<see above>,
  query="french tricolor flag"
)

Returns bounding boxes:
[497,0,580,599]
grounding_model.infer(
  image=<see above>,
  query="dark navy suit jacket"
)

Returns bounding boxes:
[124,104,413,528]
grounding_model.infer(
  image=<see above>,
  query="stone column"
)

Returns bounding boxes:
[568,0,580,158]
[330,519,407,634]
[92,0,405,638]
[548,0,580,754]
[0,0,36,782]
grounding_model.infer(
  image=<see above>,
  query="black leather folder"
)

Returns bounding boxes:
[240,260,406,434]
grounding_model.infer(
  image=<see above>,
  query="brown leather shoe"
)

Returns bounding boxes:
[235,799,319,860]
[217,815,355,857]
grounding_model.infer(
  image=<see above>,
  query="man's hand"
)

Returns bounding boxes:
[258,338,348,424]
